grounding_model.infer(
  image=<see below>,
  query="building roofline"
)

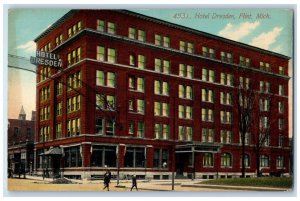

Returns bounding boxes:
[34,9,291,60]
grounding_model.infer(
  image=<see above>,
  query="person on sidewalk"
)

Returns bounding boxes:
[130,175,138,191]
[103,171,110,191]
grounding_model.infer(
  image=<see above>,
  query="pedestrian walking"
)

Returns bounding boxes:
[130,175,138,191]
[103,171,110,191]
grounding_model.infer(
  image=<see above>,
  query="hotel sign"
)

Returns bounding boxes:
[30,51,62,68]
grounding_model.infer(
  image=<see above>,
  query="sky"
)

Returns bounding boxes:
[7,8,293,127]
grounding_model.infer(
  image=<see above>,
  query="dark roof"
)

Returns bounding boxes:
[34,9,290,60]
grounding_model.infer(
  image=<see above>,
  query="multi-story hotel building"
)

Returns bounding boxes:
[34,9,291,180]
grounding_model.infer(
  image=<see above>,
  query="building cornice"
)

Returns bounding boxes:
[34,9,291,60]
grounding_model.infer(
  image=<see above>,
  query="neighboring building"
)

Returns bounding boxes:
[33,10,291,180]
[8,106,35,175]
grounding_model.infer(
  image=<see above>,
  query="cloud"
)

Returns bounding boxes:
[249,27,283,50]
[16,41,36,53]
[219,21,260,41]
[272,45,282,53]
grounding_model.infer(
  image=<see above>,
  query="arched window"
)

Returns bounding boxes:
[221,153,232,167]
[240,154,250,167]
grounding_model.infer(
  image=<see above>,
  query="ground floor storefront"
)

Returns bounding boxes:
[33,141,290,180]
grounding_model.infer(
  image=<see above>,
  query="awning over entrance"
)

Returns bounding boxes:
[175,143,221,153]
[44,147,63,155]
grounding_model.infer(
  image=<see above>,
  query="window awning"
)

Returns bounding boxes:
[175,143,222,153]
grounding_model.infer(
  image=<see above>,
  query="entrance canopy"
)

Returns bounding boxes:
[175,143,221,153]
[44,147,63,155]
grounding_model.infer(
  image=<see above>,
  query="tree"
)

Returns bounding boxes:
[235,78,256,178]
[253,93,273,177]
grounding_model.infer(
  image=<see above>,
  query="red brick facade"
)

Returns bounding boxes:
[34,10,291,180]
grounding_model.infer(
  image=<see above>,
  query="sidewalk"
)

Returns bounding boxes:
[19,175,291,192]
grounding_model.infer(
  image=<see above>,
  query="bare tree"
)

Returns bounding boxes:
[253,92,273,177]
[235,78,256,178]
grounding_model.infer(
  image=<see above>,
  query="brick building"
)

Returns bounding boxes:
[33,9,291,180]
[8,106,35,175]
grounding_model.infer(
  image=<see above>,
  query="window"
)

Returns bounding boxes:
[220,73,233,86]
[91,145,117,167]
[67,47,81,66]
[259,81,270,93]
[278,102,284,113]
[14,127,19,136]
[260,62,271,72]
[128,122,134,135]
[55,34,63,46]
[240,132,251,145]
[209,48,215,58]
[278,135,284,147]
[240,154,250,167]
[220,92,232,105]
[95,117,115,136]
[179,41,194,53]
[96,70,116,88]
[260,155,269,167]
[137,122,145,138]
[202,108,214,122]
[154,123,169,140]
[138,30,146,41]
[153,149,169,168]
[67,118,80,136]
[202,68,215,82]
[56,81,62,96]
[155,34,162,45]
[107,22,116,34]
[279,66,284,75]
[39,66,51,82]
[155,34,170,47]
[178,126,193,141]
[276,156,284,169]
[128,27,136,39]
[279,118,284,130]
[220,111,232,124]
[239,77,251,89]
[239,56,251,66]
[202,128,214,143]
[260,133,270,147]
[96,94,115,110]
[178,105,192,119]
[96,46,116,63]
[202,89,214,103]
[137,55,146,69]
[97,19,105,31]
[154,80,169,96]
[154,102,169,117]
[279,85,284,96]
[220,130,232,144]
[67,95,80,113]
[129,76,144,92]
[259,99,270,112]
[124,147,145,168]
[202,46,208,57]
[107,48,116,63]
[221,51,232,63]
[221,153,232,167]
[260,116,269,129]
[40,86,51,102]
[203,153,214,167]
[179,64,194,78]
[64,146,82,167]
[55,123,62,139]
[56,102,62,116]
[155,58,170,74]
[178,84,193,99]
[137,99,145,114]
